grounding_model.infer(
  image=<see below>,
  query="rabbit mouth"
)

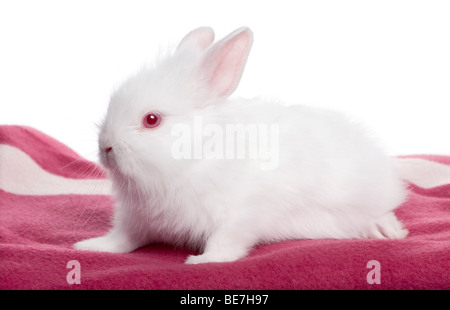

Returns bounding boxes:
[99,146,117,170]
[99,145,143,180]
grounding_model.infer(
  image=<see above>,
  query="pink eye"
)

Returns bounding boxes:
[142,113,162,128]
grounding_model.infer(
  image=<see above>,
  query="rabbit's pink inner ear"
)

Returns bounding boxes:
[201,27,253,98]
[177,27,215,52]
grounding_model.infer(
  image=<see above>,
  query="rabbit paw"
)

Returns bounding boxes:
[367,212,409,239]
[185,252,244,264]
[73,232,138,253]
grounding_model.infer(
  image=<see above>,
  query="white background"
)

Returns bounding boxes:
[1,0,449,162]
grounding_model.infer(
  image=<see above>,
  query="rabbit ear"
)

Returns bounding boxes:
[200,27,253,98]
[177,27,215,52]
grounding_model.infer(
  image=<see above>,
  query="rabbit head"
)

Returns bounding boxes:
[98,27,253,183]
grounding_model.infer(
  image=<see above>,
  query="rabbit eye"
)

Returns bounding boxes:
[143,113,162,128]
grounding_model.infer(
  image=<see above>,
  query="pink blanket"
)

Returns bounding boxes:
[0,125,449,289]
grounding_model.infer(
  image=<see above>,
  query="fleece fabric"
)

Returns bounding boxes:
[0,125,449,289]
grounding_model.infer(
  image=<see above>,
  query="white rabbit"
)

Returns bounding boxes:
[74,27,408,264]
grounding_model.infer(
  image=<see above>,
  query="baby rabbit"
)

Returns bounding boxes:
[74,27,408,264]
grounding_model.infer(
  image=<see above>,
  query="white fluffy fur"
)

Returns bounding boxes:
[74,27,408,264]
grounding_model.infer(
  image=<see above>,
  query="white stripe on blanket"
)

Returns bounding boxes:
[0,144,112,196]
[393,157,450,189]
